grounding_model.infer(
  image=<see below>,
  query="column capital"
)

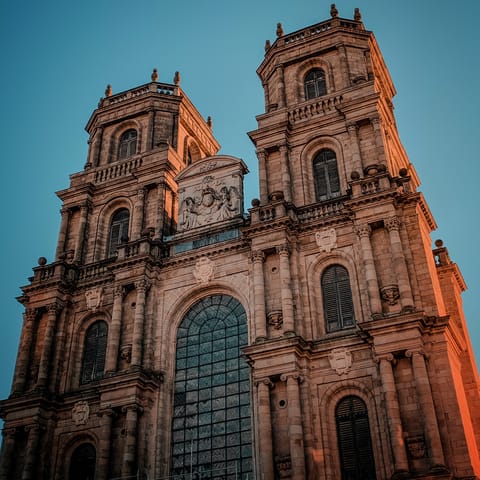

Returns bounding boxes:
[374,353,395,364]
[355,224,372,238]
[137,187,146,199]
[279,144,289,154]
[2,427,17,439]
[134,279,151,293]
[24,424,43,434]
[46,302,62,315]
[113,285,125,299]
[276,243,290,256]
[250,250,265,263]
[255,377,274,389]
[280,372,303,383]
[60,206,70,216]
[405,348,426,359]
[121,404,144,415]
[23,308,37,322]
[384,216,401,232]
[371,116,381,128]
[256,149,267,160]
[98,407,117,419]
[347,122,358,133]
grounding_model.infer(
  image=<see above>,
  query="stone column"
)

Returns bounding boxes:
[132,188,146,240]
[97,408,116,480]
[384,217,414,311]
[147,108,155,149]
[105,285,124,373]
[371,117,386,164]
[257,150,268,205]
[276,65,286,108]
[0,428,16,480]
[279,145,292,203]
[74,204,89,263]
[37,303,61,389]
[87,126,103,167]
[21,425,41,480]
[251,251,267,340]
[256,378,274,480]
[121,405,141,477]
[347,123,363,175]
[131,280,149,367]
[355,224,382,317]
[406,349,446,469]
[12,309,36,394]
[55,207,70,260]
[277,244,295,334]
[280,373,305,480]
[156,181,166,238]
[375,354,409,474]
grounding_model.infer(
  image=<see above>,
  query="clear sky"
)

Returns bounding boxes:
[1,0,479,408]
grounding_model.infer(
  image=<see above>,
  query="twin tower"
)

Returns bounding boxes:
[1,7,480,480]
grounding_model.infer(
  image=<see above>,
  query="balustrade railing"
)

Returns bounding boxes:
[288,95,343,124]
[94,156,143,183]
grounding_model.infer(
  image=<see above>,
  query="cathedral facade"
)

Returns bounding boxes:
[1,7,480,480]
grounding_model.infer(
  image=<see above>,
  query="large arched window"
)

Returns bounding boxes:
[336,396,376,480]
[171,295,252,479]
[69,443,96,480]
[81,321,108,384]
[305,68,327,99]
[118,129,137,159]
[107,208,129,257]
[313,149,341,201]
[322,265,355,332]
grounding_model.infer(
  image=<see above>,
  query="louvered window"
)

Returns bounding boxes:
[118,129,137,159]
[69,443,96,480]
[336,396,376,480]
[313,149,340,201]
[108,208,129,257]
[305,68,327,99]
[81,321,108,384]
[322,265,355,332]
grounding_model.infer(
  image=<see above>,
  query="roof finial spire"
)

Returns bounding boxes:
[265,39,271,52]
[174,71,181,86]
[105,84,112,97]
[330,3,339,18]
[276,22,284,37]
[354,7,362,21]
[151,68,158,82]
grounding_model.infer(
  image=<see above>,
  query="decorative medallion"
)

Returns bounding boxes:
[193,257,215,284]
[406,435,426,459]
[328,347,352,375]
[315,228,337,253]
[120,344,132,364]
[267,310,283,330]
[380,285,400,306]
[72,401,90,426]
[85,287,103,312]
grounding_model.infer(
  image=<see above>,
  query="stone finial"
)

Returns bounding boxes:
[265,39,271,52]
[276,22,284,37]
[105,84,112,97]
[207,116,212,128]
[330,3,339,18]
[151,68,158,82]
[173,71,181,85]
[354,7,362,21]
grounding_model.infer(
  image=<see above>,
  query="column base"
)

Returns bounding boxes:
[391,470,411,480]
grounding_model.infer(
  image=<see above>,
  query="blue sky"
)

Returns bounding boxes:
[1,0,479,406]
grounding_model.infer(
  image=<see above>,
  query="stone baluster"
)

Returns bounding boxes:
[37,303,61,389]
[74,204,90,263]
[277,244,295,334]
[280,373,306,479]
[371,117,386,164]
[132,188,146,240]
[279,145,292,202]
[105,286,124,373]
[375,354,409,474]
[131,280,149,367]
[21,425,41,480]
[257,150,268,205]
[121,405,142,477]
[251,251,267,340]
[0,428,16,480]
[347,123,363,175]
[384,217,414,311]
[12,309,36,394]
[406,349,446,469]
[55,207,70,260]
[96,408,116,480]
[355,224,382,317]
[256,378,275,480]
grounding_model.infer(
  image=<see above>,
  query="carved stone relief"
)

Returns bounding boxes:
[380,285,400,305]
[72,401,90,426]
[328,347,352,375]
[85,287,103,312]
[315,227,337,253]
[193,257,215,284]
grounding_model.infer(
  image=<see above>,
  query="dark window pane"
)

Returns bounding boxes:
[81,321,108,384]
[305,68,327,99]
[118,129,137,160]
[313,149,340,201]
[108,208,129,257]
[69,443,96,480]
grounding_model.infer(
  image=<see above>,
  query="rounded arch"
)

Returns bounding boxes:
[295,58,335,102]
[183,136,202,165]
[57,433,98,480]
[300,136,347,205]
[93,196,134,261]
[108,120,142,163]
[306,249,363,338]
[317,380,383,480]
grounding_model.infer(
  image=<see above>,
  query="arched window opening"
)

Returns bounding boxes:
[69,443,96,480]
[81,321,108,384]
[336,396,376,480]
[322,265,355,332]
[118,129,137,159]
[313,149,340,201]
[171,295,253,479]
[107,208,129,257]
[305,68,327,100]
